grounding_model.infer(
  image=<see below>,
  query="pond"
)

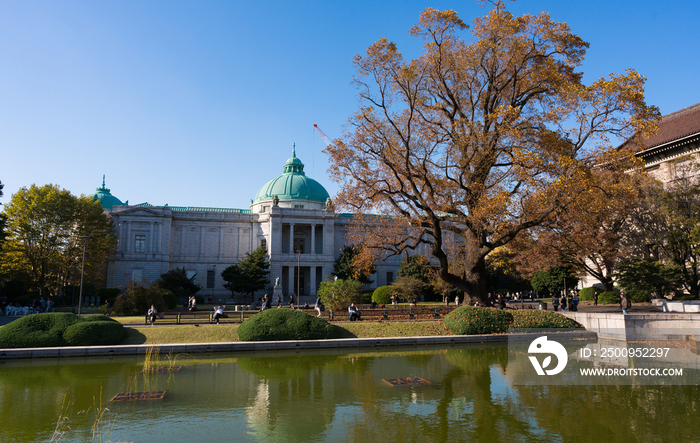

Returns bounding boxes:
[1,342,699,442]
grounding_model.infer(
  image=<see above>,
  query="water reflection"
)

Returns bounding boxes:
[0,345,698,442]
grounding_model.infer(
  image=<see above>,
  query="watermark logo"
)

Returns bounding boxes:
[528,336,568,375]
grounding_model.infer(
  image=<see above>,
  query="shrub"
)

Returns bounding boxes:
[510,310,582,329]
[578,287,598,301]
[318,278,365,310]
[626,289,649,303]
[96,287,122,306]
[63,321,125,346]
[0,313,124,348]
[238,309,337,341]
[111,280,168,315]
[444,306,513,335]
[598,291,620,305]
[82,314,119,323]
[372,286,393,304]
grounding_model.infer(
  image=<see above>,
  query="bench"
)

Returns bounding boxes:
[329,306,457,321]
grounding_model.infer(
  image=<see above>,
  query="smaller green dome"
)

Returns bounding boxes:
[89,176,127,210]
[254,145,330,204]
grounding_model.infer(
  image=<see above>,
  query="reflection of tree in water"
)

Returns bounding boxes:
[344,345,563,442]
[0,361,131,442]
[514,383,700,442]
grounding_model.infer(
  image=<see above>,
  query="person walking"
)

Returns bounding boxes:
[571,292,579,312]
[315,295,323,318]
[560,294,567,312]
[593,291,599,306]
[552,295,559,312]
[621,292,631,315]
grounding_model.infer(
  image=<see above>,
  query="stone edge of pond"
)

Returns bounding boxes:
[0,330,596,360]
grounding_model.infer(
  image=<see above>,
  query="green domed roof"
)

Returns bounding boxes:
[254,146,330,203]
[89,176,127,210]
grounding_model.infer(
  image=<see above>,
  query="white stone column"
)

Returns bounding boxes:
[289,223,295,253]
[288,265,295,296]
[311,224,316,255]
[157,223,162,253]
[310,266,317,296]
[149,222,154,253]
[126,222,131,253]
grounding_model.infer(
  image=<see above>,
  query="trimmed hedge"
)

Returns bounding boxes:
[510,310,581,329]
[444,306,513,335]
[64,321,125,346]
[444,306,581,335]
[579,287,597,301]
[627,290,649,303]
[598,291,621,305]
[0,313,124,348]
[372,286,393,305]
[238,309,338,341]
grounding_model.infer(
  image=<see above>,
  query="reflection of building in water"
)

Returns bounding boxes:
[91,147,403,303]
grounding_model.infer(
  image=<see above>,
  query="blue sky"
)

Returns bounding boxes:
[1,0,698,209]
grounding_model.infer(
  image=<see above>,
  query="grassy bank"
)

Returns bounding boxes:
[120,320,452,345]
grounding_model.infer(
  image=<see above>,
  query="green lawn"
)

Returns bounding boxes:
[120,320,452,345]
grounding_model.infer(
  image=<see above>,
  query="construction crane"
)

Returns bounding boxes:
[313,124,332,146]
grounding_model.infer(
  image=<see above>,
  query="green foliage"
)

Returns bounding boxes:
[318,278,365,310]
[161,289,177,309]
[626,289,649,303]
[63,321,125,346]
[96,287,122,306]
[614,258,682,299]
[444,306,513,335]
[332,245,374,284]
[156,267,202,300]
[578,287,598,301]
[222,246,270,297]
[531,266,578,295]
[397,255,433,282]
[372,285,393,304]
[391,276,424,302]
[110,280,168,315]
[0,312,123,348]
[510,310,582,329]
[598,291,620,305]
[237,309,337,341]
[82,314,119,323]
[0,184,117,297]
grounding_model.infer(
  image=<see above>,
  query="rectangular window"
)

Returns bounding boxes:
[187,270,197,283]
[260,238,267,250]
[387,272,394,285]
[206,270,215,289]
[133,269,143,282]
[293,238,305,254]
[294,204,304,209]
[134,235,146,253]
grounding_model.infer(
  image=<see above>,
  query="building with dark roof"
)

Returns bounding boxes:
[637,102,700,181]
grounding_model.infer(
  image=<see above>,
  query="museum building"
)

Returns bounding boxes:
[89,147,402,303]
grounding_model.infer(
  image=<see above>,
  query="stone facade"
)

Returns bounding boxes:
[101,151,403,304]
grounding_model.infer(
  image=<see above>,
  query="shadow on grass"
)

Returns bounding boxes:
[333,325,357,339]
[120,328,149,344]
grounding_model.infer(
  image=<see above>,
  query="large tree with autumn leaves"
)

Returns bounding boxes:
[325,3,659,303]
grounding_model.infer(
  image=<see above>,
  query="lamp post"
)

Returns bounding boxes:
[77,236,90,316]
[294,247,301,307]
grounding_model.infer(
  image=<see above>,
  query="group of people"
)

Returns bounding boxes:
[2,296,54,316]
[187,295,197,311]
[551,292,580,312]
